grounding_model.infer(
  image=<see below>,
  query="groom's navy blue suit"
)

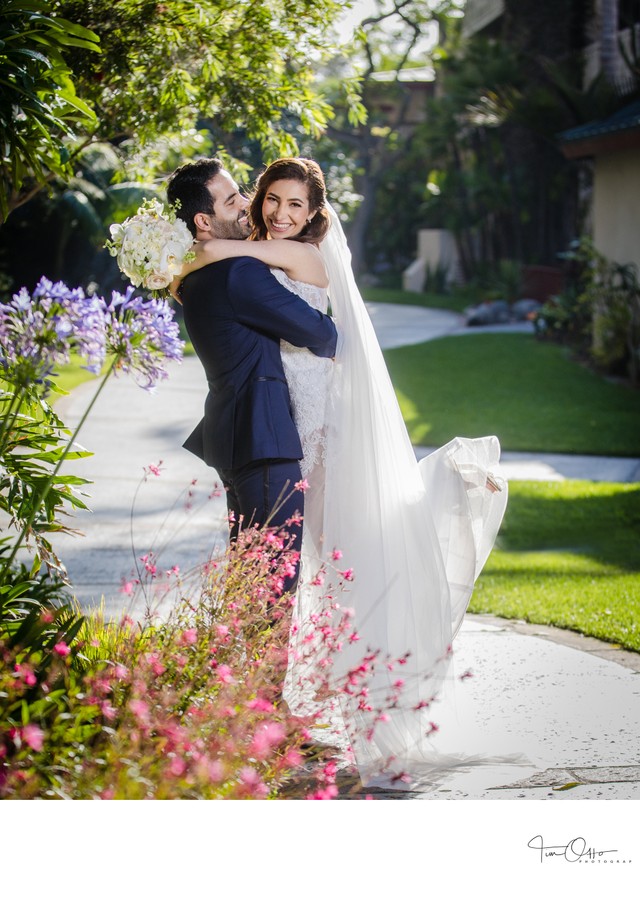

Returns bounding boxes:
[180,256,337,582]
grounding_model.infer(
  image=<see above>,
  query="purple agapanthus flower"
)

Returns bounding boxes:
[104,288,184,390]
[0,278,183,395]
[0,278,108,390]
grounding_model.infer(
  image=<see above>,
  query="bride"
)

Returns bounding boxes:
[178,156,509,786]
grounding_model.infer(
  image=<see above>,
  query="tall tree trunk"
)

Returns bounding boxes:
[600,0,620,83]
[348,172,378,276]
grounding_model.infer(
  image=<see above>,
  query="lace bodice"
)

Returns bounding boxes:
[270,267,333,479]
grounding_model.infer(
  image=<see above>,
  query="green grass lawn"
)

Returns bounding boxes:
[473,480,640,651]
[384,332,640,456]
[53,356,101,396]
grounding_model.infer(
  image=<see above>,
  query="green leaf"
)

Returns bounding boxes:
[11,47,52,67]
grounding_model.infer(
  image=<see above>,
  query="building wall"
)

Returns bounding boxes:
[402,229,462,292]
[461,0,505,37]
[593,145,640,269]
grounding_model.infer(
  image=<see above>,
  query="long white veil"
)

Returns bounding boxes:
[285,206,511,787]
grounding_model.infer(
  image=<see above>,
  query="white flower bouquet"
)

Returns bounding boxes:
[106,198,195,291]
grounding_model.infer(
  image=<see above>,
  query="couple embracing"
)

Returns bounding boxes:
[167,156,508,786]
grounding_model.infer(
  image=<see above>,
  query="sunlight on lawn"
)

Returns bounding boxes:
[472,481,640,651]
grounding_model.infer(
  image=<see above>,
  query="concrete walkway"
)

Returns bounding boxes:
[52,303,640,800]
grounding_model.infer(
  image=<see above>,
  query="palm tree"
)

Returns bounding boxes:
[600,0,620,83]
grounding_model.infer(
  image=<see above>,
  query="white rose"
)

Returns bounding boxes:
[145,271,171,290]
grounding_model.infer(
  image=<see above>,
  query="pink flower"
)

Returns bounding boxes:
[180,628,198,646]
[100,702,118,721]
[129,699,150,723]
[239,766,268,797]
[146,653,166,677]
[120,580,135,595]
[295,478,309,492]
[14,664,37,686]
[250,722,286,760]
[246,697,273,712]
[216,624,229,639]
[168,755,187,777]
[340,568,354,581]
[216,664,235,684]
[22,724,44,752]
[322,760,338,782]
[204,759,224,783]
[53,642,70,657]
[283,748,304,767]
[307,785,338,800]
[331,549,343,561]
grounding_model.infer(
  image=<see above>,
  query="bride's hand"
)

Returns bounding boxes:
[169,276,183,304]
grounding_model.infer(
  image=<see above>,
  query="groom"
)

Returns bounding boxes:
[166,158,337,589]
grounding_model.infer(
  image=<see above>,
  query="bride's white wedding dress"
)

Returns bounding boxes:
[274,210,510,788]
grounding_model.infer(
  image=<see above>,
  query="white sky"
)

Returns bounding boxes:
[335,0,381,40]
[334,0,441,51]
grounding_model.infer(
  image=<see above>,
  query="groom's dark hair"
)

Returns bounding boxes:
[166,158,224,236]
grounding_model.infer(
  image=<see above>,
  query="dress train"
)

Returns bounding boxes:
[282,209,517,786]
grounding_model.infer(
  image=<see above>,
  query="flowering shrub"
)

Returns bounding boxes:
[0,509,429,799]
[0,277,183,586]
[0,275,185,797]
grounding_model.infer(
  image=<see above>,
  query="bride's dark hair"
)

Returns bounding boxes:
[249,157,331,244]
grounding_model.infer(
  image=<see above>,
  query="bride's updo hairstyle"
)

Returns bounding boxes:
[249,157,331,244]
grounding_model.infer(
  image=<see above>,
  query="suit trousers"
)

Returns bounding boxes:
[218,458,304,595]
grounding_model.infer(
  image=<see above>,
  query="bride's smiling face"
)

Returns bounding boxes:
[261,179,313,240]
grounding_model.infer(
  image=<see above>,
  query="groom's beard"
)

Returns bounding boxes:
[212,213,250,240]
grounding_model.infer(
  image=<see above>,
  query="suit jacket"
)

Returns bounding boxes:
[180,256,338,471]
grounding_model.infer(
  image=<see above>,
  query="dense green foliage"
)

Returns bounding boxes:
[1,0,355,222]
[535,237,640,385]
[0,0,100,222]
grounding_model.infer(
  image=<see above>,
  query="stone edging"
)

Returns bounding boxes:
[469,613,640,673]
